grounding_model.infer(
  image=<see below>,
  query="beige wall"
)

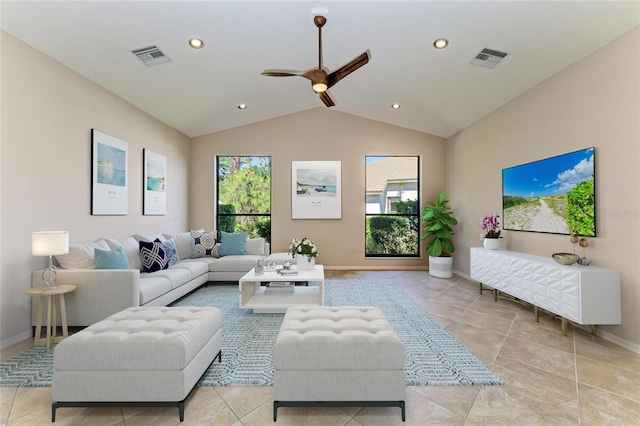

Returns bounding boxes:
[1,32,192,347]
[190,108,446,268]
[447,27,640,349]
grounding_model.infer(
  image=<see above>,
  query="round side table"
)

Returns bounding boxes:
[24,284,76,349]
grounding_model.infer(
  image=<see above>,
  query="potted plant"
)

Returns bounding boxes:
[421,192,457,278]
[481,213,501,250]
[289,237,319,270]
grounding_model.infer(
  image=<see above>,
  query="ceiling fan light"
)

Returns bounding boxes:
[312,82,328,93]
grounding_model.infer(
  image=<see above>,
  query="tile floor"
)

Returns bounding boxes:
[1,270,639,425]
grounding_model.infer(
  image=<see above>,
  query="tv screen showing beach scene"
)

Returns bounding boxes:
[502,147,595,236]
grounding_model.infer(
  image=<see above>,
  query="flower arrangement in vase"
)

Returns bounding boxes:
[289,237,318,270]
[481,213,501,249]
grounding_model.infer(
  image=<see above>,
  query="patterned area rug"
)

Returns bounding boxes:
[0,279,502,387]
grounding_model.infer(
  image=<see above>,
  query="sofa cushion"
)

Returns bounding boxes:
[164,232,194,261]
[191,230,217,258]
[133,233,166,243]
[94,247,130,269]
[105,236,142,271]
[143,267,192,290]
[171,259,209,278]
[139,240,169,273]
[55,239,110,270]
[139,276,172,305]
[220,231,248,256]
[163,238,180,267]
[204,254,263,272]
[246,237,265,256]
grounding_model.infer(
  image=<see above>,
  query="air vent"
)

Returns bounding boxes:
[130,45,171,67]
[469,48,508,69]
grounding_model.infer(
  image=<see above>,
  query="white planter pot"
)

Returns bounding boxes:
[428,256,453,278]
[483,238,500,250]
[296,255,316,270]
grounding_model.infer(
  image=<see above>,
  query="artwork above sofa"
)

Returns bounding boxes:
[32,231,292,327]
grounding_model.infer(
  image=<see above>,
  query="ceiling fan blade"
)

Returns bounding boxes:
[327,51,370,88]
[318,91,335,107]
[261,71,303,77]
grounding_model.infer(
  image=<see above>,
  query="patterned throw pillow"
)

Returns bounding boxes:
[163,238,180,267]
[211,243,222,258]
[191,230,216,258]
[139,239,169,272]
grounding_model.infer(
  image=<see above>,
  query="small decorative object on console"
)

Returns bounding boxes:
[552,252,580,265]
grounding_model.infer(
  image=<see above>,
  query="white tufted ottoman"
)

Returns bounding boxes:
[51,306,222,422]
[273,306,406,421]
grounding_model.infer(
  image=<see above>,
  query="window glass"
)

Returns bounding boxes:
[365,156,419,257]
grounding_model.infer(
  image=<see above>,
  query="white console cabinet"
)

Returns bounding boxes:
[470,248,620,333]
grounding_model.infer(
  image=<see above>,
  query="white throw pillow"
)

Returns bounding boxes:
[133,233,166,243]
[104,236,142,271]
[246,237,265,256]
[164,231,202,260]
[55,239,110,269]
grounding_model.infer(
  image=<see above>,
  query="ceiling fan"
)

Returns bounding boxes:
[261,15,370,107]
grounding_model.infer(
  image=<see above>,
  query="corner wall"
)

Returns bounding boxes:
[447,27,640,349]
[190,108,446,268]
[1,32,191,347]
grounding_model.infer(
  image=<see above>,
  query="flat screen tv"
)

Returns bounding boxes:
[502,147,595,236]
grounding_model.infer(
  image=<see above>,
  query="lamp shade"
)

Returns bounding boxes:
[32,231,69,256]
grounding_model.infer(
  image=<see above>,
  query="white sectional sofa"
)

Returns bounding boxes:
[31,231,279,327]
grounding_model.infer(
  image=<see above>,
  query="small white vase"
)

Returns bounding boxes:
[483,238,500,250]
[296,255,316,270]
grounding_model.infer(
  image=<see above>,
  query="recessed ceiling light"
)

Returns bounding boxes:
[238,104,247,110]
[188,38,204,49]
[433,38,448,49]
[391,103,401,109]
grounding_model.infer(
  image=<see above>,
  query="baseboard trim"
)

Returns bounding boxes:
[326,266,428,271]
[1,330,32,350]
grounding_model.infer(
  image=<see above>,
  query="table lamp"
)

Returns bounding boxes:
[32,231,69,289]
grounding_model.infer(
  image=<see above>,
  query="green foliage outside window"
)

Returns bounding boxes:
[217,156,271,238]
[366,216,418,255]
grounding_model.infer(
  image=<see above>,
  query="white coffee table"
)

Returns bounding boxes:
[239,265,324,313]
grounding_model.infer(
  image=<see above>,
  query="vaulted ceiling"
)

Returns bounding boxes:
[2,1,638,138]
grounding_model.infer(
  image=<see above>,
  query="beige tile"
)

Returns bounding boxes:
[498,336,577,380]
[409,385,480,418]
[466,386,558,425]
[183,387,240,425]
[215,385,272,419]
[578,383,640,425]
[8,387,51,421]
[420,299,465,321]
[455,309,514,336]
[444,322,505,367]
[241,398,352,425]
[491,355,579,416]
[576,355,640,402]
[466,298,519,320]
[508,316,575,354]
[575,329,640,373]
[0,388,16,425]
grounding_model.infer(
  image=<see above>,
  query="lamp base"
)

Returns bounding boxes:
[42,266,59,290]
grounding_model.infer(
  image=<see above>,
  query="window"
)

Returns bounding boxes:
[365,156,419,257]
[216,156,271,242]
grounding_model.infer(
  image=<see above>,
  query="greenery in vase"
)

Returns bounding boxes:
[421,192,457,257]
[289,237,318,259]
[482,213,501,238]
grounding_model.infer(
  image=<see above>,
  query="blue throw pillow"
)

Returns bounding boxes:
[163,238,180,267]
[139,239,169,273]
[220,231,248,256]
[94,247,130,269]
